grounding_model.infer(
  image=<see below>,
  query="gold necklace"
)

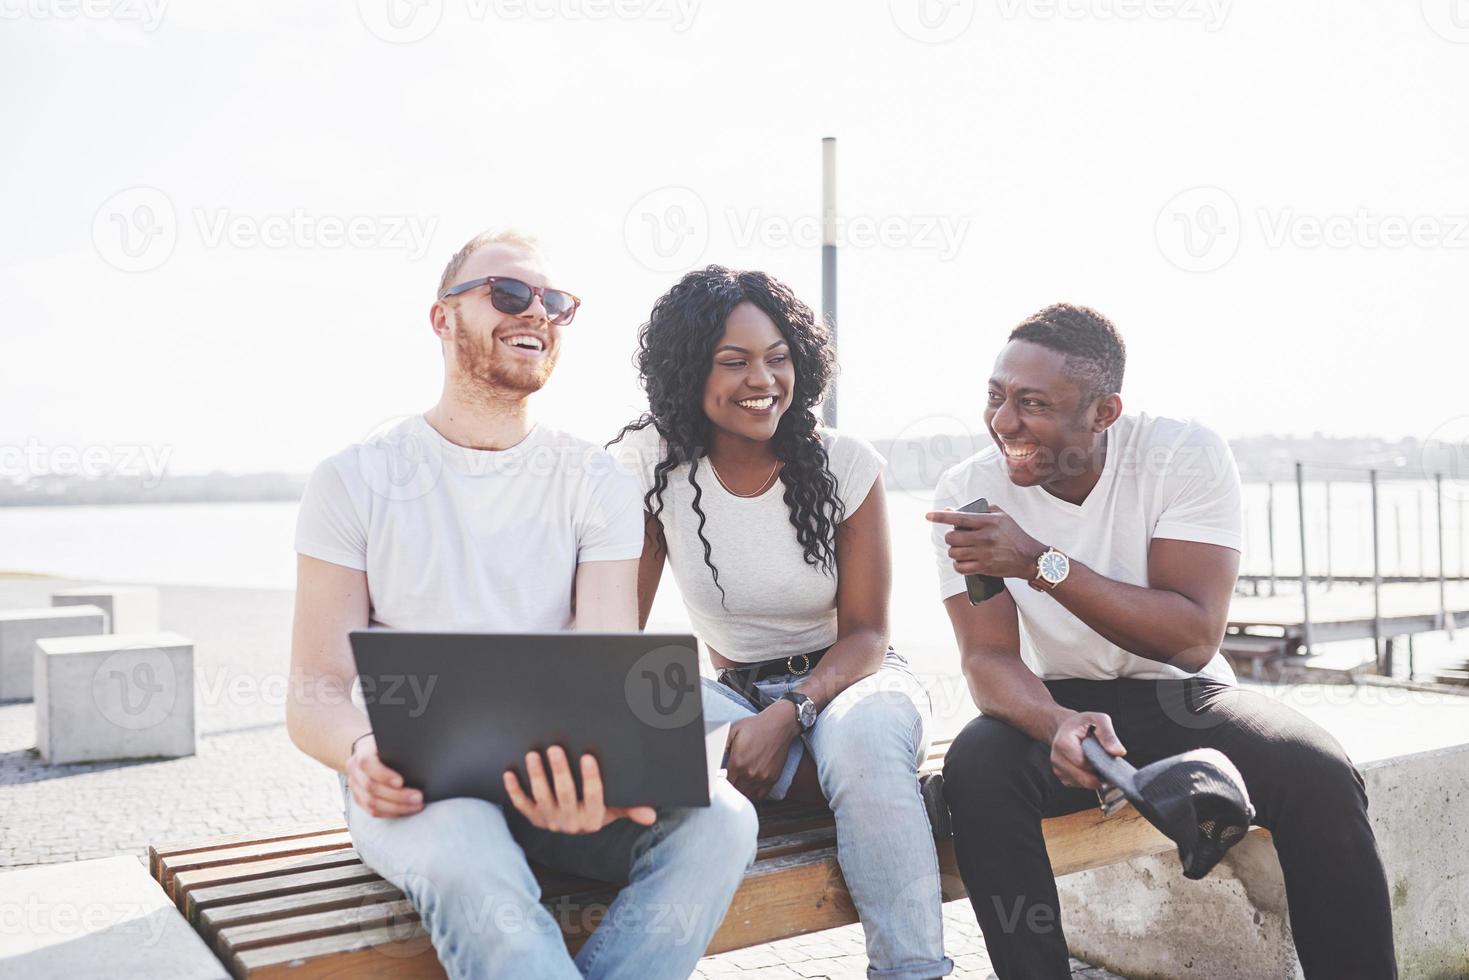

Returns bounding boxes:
[708,457,780,498]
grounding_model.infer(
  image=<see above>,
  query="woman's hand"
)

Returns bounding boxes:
[346,733,425,818]
[725,701,801,801]
[504,746,657,834]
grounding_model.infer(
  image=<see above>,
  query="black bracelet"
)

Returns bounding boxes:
[349,731,373,758]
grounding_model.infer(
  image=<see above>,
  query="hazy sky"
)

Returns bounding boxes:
[4,0,1468,477]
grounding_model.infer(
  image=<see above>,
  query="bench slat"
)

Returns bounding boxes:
[162,832,354,899]
[187,860,381,923]
[201,879,404,942]
[175,848,363,915]
[218,897,420,955]
[232,922,443,980]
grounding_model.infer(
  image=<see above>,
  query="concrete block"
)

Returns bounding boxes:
[0,855,228,979]
[35,631,195,764]
[52,585,160,634]
[0,606,107,701]
[1056,742,1469,979]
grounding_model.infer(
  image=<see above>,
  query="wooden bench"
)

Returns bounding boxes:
[147,739,1269,979]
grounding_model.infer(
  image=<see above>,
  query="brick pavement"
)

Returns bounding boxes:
[0,576,1125,978]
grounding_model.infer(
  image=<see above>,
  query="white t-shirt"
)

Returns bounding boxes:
[614,424,885,663]
[294,415,644,632]
[931,412,1242,683]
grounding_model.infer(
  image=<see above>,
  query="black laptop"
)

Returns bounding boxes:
[349,630,721,808]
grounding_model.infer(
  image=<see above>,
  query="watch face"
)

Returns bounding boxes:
[798,699,818,728]
[1039,550,1069,584]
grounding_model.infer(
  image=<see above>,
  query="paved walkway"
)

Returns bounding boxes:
[0,576,1133,977]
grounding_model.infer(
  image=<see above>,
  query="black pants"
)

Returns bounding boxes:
[942,677,1397,979]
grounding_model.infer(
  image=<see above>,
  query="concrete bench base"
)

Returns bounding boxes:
[0,856,227,979]
[0,605,107,700]
[35,631,196,764]
[52,585,160,635]
[1057,742,1469,979]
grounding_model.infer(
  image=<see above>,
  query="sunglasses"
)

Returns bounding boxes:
[438,276,582,326]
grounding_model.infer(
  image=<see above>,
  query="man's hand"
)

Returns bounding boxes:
[1050,711,1127,790]
[926,506,1046,580]
[503,746,657,834]
[725,701,801,801]
[346,734,425,818]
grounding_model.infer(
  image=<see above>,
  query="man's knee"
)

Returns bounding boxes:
[674,780,759,874]
[943,715,1042,814]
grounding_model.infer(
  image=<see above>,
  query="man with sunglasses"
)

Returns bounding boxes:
[286,229,759,980]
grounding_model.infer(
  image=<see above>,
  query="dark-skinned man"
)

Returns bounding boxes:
[926,303,1395,979]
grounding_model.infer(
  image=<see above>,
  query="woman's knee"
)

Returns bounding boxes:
[813,688,926,781]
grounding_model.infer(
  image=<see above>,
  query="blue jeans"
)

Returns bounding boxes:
[702,650,954,980]
[341,774,758,980]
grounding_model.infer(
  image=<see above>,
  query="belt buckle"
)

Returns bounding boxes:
[785,653,811,676]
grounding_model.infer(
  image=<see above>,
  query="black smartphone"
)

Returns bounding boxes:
[959,497,1006,605]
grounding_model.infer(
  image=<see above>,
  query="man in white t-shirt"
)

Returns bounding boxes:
[927,304,1394,979]
[286,229,757,980]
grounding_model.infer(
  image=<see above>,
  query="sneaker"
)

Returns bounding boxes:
[919,771,952,839]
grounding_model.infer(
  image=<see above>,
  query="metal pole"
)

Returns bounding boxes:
[1438,474,1448,629]
[1296,462,1312,654]
[1371,470,1384,671]
[1418,488,1426,580]
[820,136,838,428]
[1394,503,1403,577]
[1267,482,1277,597]
[1325,480,1333,590]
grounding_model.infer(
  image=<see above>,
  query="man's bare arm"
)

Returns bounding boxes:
[932,508,1239,673]
[286,554,372,772]
[572,557,639,632]
[942,589,1127,790]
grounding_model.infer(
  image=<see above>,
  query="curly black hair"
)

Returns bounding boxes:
[609,265,844,605]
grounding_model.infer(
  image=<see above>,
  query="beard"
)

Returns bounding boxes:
[450,315,557,397]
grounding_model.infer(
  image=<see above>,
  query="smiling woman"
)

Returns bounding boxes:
[608,265,955,980]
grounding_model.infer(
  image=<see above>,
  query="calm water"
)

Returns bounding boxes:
[2,483,1465,678]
